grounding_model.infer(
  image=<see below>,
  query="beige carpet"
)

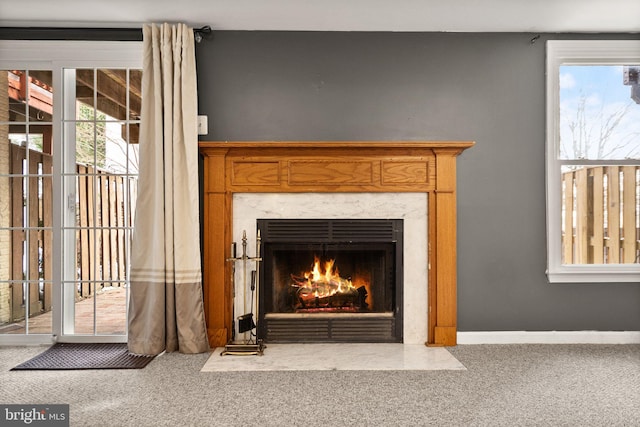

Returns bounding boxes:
[2,344,638,426]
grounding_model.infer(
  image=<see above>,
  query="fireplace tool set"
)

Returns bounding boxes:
[221,230,265,356]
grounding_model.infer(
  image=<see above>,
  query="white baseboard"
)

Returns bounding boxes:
[457,331,640,345]
[0,335,55,346]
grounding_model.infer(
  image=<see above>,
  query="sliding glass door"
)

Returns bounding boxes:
[0,69,54,338]
[0,41,142,344]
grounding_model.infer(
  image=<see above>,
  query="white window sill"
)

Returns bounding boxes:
[547,267,640,283]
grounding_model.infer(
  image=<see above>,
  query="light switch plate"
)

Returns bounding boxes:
[197,115,208,135]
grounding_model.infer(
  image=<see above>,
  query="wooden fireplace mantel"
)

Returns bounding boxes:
[199,141,474,347]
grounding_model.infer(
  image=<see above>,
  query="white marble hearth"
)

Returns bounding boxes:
[201,344,466,372]
[232,192,428,344]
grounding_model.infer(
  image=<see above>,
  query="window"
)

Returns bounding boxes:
[546,40,640,283]
[0,41,142,343]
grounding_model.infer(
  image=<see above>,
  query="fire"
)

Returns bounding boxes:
[304,257,348,294]
[291,255,370,311]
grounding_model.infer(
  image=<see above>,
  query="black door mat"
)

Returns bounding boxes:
[11,343,155,370]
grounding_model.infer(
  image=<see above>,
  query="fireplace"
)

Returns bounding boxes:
[199,141,474,348]
[258,219,403,342]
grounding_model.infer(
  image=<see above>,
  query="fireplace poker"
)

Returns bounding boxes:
[226,242,239,342]
[242,230,248,331]
[254,229,263,350]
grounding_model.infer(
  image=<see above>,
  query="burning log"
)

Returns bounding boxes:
[288,255,370,311]
[290,274,360,308]
[357,285,369,310]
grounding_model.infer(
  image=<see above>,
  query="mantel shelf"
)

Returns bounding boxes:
[199,140,475,150]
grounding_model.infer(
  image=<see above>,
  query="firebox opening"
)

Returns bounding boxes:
[268,244,395,315]
[258,219,403,343]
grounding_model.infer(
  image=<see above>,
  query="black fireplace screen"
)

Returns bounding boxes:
[258,219,403,342]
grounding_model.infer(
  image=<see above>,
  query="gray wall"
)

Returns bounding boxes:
[196,32,640,332]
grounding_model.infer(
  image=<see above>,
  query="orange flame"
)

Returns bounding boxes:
[306,257,342,284]
[300,256,354,298]
[292,255,373,310]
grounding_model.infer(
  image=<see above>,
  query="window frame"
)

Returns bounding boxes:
[546,40,640,283]
[0,40,142,344]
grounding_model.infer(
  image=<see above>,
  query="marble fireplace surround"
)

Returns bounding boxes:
[199,141,474,348]
[234,193,426,344]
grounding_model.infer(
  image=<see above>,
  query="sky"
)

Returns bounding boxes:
[559,65,640,160]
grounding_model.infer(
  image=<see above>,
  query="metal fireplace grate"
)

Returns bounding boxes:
[265,316,397,343]
[261,219,399,243]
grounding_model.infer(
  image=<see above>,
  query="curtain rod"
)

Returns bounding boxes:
[0,25,213,42]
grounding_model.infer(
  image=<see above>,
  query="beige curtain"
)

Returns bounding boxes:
[128,23,209,355]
